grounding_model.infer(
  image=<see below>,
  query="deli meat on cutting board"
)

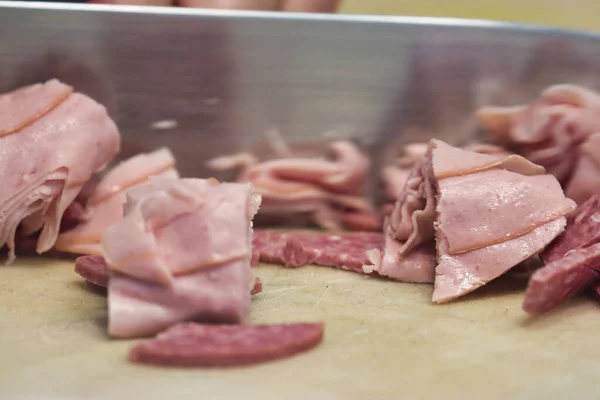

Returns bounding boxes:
[0,79,120,262]
[208,141,381,232]
[370,139,575,301]
[56,148,179,256]
[74,254,263,295]
[128,322,324,367]
[523,194,600,314]
[101,177,261,338]
[253,230,384,274]
[477,84,600,204]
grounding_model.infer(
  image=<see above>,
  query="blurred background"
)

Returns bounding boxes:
[340,0,600,32]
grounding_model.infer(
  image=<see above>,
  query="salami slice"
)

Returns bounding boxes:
[253,230,383,273]
[128,322,324,367]
[74,255,109,288]
[523,242,600,315]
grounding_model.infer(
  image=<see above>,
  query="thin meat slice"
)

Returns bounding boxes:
[0,83,120,262]
[253,230,383,274]
[102,177,261,338]
[74,255,109,288]
[434,217,566,303]
[128,322,324,367]
[477,84,600,199]
[208,141,378,231]
[565,133,600,204]
[73,254,263,295]
[55,148,179,256]
[0,79,73,137]
[542,194,600,263]
[523,242,600,315]
[374,139,573,299]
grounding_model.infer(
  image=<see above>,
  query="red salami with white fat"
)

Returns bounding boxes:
[523,242,600,315]
[128,322,324,367]
[253,230,383,273]
[74,255,109,288]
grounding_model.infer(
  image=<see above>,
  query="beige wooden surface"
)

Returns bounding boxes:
[0,257,599,399]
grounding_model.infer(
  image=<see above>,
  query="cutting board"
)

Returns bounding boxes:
[1,257,599,399]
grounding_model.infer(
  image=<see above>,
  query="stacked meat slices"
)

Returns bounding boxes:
[368,139,576,302]
[55,148,178,256]
[208,141,380,231]
[0,79,120,261]
[101,176,262,338]
[477,84,600,205]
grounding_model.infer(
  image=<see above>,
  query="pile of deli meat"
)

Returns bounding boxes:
[5,80,600,369]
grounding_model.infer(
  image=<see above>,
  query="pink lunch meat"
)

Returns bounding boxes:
[73,255,263,295]
[208,141,380,231]
[55,148,179,256]
[0,79,120,262]
[128,321,324,368]
[101,176,261,338]
[476,84,600,203]
[371,139,574,301]
[253,230,384,274]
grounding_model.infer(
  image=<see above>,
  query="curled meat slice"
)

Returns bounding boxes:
[565,132,600,204]
[55,148,179,256]
[477,84,600,196]
[128,322,324,367]
[75,255,109,288]
[0,82,120,262]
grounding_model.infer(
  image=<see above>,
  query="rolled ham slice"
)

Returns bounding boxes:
[371,139,575,301]
[55,148,178,256]
[0,80,120,262]
[101,177,261,338]
[476,84,600,203]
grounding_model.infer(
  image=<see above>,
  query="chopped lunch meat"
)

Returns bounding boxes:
[75,255,109,288]
[251,277,263,295]
[477,84,600,204]
[101,177,261,338]
[74,254,264,295]
[253,230,384,274]
[128,322,324,367]
[0,79,120,262]
[55,148,179,256]
[522,194,600,314]
[371,139,574,301]
[208,141,381,231]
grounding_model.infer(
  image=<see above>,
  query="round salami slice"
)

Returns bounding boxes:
[74,255,109,288]
[128,322,324,367]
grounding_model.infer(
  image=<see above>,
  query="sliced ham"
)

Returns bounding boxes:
[102,177,261,338]
[0,80,120,262]
[128,322,324,367]
[477,84,600,203]
[522,194,600,314]
[55,148,178,256]
[253,230,383,274]
[565,132,600,204]
[372,139,574,301]
[208,141,380,231]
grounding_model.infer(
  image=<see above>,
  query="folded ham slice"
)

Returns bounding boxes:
[477,84,600,203]
[208,141,380,231]
[101,176,261,338]
[370,139,575,301]
[55,148,178,256]
[0,79,120,262]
